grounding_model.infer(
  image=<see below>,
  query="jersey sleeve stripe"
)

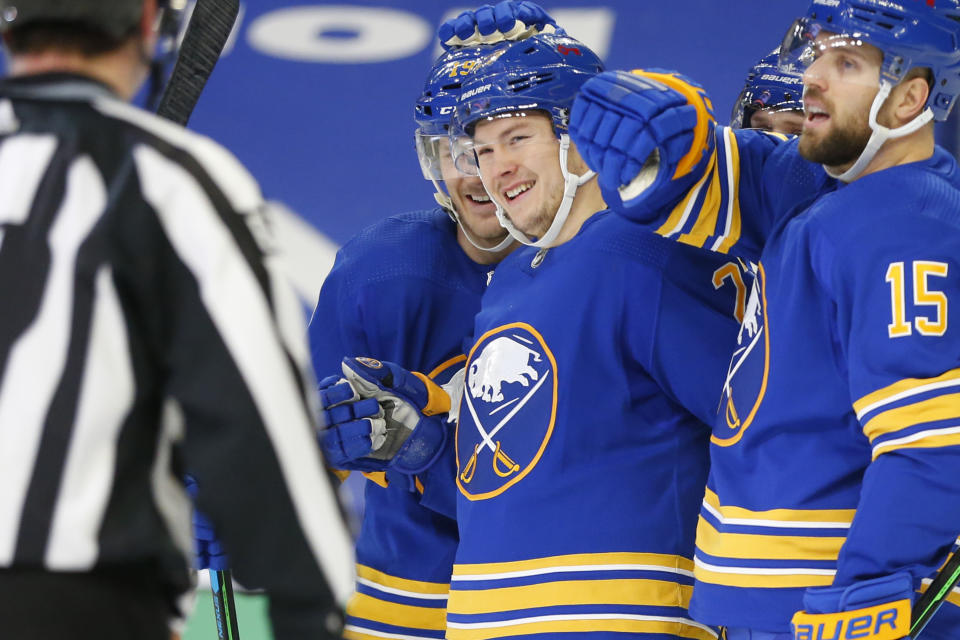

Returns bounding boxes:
[871,425,960,460]
[693,556,835,589]
[713,128,743,254]
[677,153,723,248]
[853,368,960,419]
[702,488,855,526]
[656,153,714,238]
[861,392,960,442]
[356,564,451,596]
[696,516,846,561]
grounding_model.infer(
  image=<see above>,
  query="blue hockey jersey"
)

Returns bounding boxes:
[685,141,960,637]
[309,209,494,640]
[447,210,743,640]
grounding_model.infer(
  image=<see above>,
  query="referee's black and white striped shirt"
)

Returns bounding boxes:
[0,73,353,624]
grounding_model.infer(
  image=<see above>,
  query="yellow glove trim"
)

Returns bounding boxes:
[791,599,910,640]
[412,371,452,416]
[629,69,714,181]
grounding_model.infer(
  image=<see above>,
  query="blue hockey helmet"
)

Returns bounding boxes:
[415,46,488,183]
[452,32,604,147]
[414,45,513,253]
[731,50,804,129]
[449,33,605,248]
[780,0,960,121]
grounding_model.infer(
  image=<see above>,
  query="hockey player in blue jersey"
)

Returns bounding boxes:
[731,51,804,136]
[317,31,751,640]
[307,45,518,640]
[557,1,960,638]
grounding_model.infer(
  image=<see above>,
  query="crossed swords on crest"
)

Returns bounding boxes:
[459,369,552,484]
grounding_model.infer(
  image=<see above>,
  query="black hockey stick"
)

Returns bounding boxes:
[156,0,240,125]
[911,549,960,638]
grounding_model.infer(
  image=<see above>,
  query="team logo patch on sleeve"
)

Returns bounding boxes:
[457,323,558,500]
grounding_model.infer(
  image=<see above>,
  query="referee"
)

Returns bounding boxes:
[0,1,353,639]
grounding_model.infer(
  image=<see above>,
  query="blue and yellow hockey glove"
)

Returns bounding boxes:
[184,475,230,571]
[791,573,913,640]
[569,69,716,224]
[318,357,451,475]
[438,1,562,50]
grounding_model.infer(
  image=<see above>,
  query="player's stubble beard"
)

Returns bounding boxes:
[798,89,872,167]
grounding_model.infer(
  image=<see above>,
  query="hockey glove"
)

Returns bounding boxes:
[791,572,913,640]
[438,1,561,50]
[569,69,716,225]
[184,475,230,571]
[318,357,451,475]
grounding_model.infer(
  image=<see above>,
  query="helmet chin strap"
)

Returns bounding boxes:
[826,80,934,183]
[487,134,596,248]
[431,181,514,252]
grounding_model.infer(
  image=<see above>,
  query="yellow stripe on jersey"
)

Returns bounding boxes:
[356,564,451,595]
[448,578,692,615]
[862,393,960,442]
[872,427,960,460]
[714,128,743,255]
[346,593,447,632]
[703,488,856,525]
[333,469,351,482]
[694,557,835,589]
[678,149,723,248]
[452,552,694,577]
[447,616,717,640]
[853,368,960,419]
[656,155,716,239]
[696,516,846,561]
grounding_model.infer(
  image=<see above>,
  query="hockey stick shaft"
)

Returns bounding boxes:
[209,568,241,639]
[911,549,960,637]
[156,0,240,125]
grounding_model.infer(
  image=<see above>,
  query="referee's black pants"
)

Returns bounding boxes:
[0,567,171,640]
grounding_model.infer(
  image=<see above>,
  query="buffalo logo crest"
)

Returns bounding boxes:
[458,323,557,499]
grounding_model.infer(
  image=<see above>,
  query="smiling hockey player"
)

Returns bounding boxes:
[308,44,519,640]
[316,32,753,640]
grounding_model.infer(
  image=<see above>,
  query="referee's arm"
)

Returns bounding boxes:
[124,138,354,635]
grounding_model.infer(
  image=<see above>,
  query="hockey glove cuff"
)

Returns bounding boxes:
[791,572,913,640]
[569,69,716,225]
[438,1,562,50]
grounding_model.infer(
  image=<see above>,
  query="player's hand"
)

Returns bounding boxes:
[317,358,451,475]
[569,69,717,224]
[791,572,912,640]
[184,475,229,571]
[438,1,561,51]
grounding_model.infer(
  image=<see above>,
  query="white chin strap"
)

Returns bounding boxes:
[486,134,596,248]
[432,182,514,253]
[826,80,935,183]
